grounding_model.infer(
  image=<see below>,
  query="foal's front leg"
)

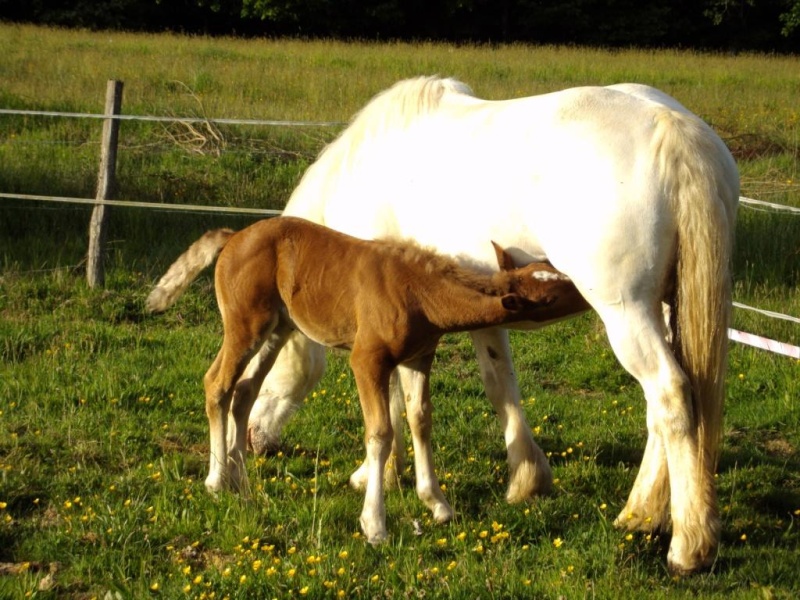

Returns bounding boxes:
[349,368,406,491]
[350,345,394,544]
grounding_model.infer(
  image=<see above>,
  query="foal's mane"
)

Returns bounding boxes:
[376,236,505,297]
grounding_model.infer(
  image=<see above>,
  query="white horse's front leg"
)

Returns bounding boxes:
[471,328,552,502]
[248,331,326,454]
[398,357,454,523]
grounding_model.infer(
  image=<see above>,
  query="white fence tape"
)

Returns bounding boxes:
[728,329,800,359]
[739,196,800,215]
[733,301,800,324]
[0,192,278,216]
[0,107,345,128]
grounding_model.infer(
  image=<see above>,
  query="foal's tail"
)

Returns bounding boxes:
[146,228,235,313]
[654,107,739,475]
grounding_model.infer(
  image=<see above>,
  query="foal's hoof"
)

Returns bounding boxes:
[359,516,388,545]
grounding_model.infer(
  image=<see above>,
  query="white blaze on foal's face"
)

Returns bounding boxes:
[531,270,572,282]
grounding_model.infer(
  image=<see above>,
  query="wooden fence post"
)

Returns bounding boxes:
[87,79,123,288]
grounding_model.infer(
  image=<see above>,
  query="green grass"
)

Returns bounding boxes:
[1,24,799,600]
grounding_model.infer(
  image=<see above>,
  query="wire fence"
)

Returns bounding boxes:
[1,105,798,358]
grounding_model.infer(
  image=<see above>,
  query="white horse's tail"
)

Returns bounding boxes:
[654,107,738,475]
[146,228,235,313]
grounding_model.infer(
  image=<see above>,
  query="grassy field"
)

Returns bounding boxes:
[1,24,799,599]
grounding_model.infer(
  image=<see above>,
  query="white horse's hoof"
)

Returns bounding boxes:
[205,474,225,493]
[247,426,281,455]
[366,530,388,545]
[432,504,454,524]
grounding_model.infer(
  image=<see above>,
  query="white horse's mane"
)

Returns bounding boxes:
[318,76,474,166]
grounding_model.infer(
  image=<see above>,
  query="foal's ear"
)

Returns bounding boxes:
[492,241,516,271]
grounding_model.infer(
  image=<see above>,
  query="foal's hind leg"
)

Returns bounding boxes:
[226,321,295,490]
[599,305,719,573]
[471,328,552,502]
[204,306,282,494]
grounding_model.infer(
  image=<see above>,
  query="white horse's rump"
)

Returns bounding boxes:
[250,76,738,573]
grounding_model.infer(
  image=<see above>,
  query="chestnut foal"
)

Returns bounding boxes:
[147,216,588,542]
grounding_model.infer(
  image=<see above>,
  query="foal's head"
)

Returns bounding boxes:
[491,242,590,321]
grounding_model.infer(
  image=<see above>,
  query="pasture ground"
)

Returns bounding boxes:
[1,25,799,599]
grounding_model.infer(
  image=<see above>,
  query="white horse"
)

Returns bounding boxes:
[246,77,738,573]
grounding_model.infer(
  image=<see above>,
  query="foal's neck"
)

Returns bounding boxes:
[414,260,517,333]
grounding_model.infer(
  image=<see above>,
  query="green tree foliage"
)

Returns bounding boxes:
[0,0,797,51]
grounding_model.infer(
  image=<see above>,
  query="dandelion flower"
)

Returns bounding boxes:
[553,537,564,548]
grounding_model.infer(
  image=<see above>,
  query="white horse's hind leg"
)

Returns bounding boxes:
[599,305,719,573]
[614,300,673,532]
[471,328,552,502]
[614,430,670,531]
[248,332,326,454]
